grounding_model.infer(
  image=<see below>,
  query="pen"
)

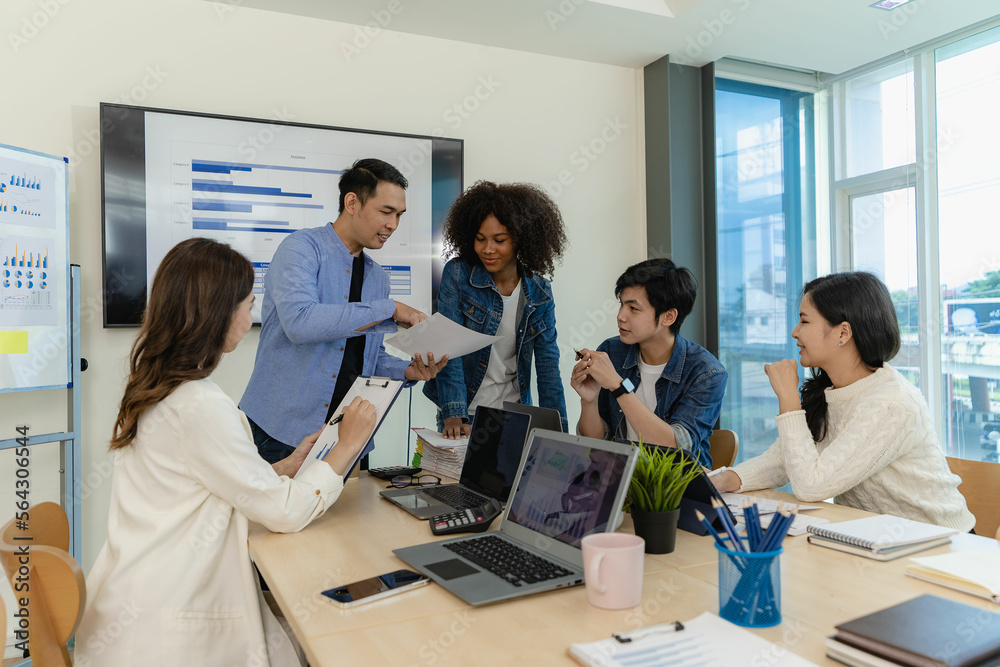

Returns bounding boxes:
[613,621,684,643]
[329,413,344,425]
[573,348,584,360]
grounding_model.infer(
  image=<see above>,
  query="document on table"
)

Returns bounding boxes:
[385,312,498,361]
[568,611,817,667]
[412,427,469,449]
[722,493,824,516]
[758,512,830,536]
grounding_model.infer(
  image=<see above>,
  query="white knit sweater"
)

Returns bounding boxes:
[732,365,975,532]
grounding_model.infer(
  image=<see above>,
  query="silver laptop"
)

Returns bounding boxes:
[502,401,564,433]
[393,431,638,606]
[380,406,532,519]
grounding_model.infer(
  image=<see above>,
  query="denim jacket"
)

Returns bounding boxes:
[423,258,568,430]
[596,334,727,468]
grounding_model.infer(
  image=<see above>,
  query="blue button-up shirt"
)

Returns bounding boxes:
[596,334,727,468]
[240,224,410,447]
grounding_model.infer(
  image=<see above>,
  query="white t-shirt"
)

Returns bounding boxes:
[625,355,666,443]
[468,284,521,415]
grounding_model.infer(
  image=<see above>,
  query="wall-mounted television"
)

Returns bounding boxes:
[100,103,463,327]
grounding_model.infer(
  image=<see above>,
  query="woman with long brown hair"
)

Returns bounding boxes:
[76,238,375,666]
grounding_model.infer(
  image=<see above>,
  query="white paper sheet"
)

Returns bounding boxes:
[412,427,469,450]
[722,493,824,516]
[385,312,499,360]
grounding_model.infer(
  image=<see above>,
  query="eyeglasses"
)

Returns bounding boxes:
[387,474,442,489]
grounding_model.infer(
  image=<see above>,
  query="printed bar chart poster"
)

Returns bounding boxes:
[0,143,69,392]
[1,234,55,325]
[143,113,434,321]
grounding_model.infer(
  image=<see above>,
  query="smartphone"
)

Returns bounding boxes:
[320,569,430,608]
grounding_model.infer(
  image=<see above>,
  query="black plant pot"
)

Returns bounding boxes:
[632,508,681,554]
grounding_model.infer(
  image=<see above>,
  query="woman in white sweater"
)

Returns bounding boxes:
[712,272,974,532]
[76,238,376,666]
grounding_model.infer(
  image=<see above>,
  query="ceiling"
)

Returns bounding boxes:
[233,0,999,74]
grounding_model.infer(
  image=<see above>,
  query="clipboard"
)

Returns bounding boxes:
[295,376,404,480]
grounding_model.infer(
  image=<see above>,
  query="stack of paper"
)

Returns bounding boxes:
[412,428,468,480]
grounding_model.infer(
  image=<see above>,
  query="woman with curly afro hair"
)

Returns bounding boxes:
[423,181,569,437]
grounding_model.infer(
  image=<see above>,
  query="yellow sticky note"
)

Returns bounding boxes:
[0,331,29,354]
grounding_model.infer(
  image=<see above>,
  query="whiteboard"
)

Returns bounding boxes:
[0,143,70,392]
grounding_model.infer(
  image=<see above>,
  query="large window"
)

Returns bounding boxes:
[830,23,1000,462]
[935,27,1000,461]
[715,80,817,463]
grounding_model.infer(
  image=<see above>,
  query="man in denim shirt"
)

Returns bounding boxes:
[571,259,727,468]
[241,159,446,465]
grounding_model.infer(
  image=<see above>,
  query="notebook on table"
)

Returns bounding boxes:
[806,514,958,561]
[905,550,1000,603]
[380,406,532,519]
[828,594,1000,667]
[393,431,638,606]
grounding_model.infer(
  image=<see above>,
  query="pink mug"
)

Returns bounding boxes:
[580,533,645,609]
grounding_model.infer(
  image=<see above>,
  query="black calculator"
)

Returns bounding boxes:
[429,498,502,535]
[368,466,421,481]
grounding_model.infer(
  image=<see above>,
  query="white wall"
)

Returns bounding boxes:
[0,0,646,599]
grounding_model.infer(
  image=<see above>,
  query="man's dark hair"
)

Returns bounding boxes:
[614,258,697,335]
[338,158,408,213]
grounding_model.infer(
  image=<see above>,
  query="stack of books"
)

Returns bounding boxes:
[826,594,1000,666]
[805,514,958,561]
[411,428,467,479]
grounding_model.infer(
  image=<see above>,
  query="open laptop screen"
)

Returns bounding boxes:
[504,435,632,548]
[459,407,532,502]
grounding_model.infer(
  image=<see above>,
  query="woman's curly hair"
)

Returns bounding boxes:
[442,181,568,278]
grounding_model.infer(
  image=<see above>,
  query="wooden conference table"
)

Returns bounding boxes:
[248,474,999,666]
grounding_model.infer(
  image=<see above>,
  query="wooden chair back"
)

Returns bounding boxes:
[1,503,85,667]
[708,429,739,469]
[946,456,1000,538]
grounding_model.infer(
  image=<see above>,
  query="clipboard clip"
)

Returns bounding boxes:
[366,378,390,388]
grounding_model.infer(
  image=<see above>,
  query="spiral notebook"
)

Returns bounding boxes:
[806,514,957,559]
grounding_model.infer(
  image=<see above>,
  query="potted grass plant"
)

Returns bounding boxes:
[627,442,703,554]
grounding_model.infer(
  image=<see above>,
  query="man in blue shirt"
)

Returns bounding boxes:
[241,158,446,464]
[571,259,727,468]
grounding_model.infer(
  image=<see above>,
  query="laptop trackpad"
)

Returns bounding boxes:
[425,559,480,580]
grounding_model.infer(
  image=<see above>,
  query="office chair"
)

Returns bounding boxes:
[946,457,1000,537]
[708,429,739,470]
[1,503,86,667]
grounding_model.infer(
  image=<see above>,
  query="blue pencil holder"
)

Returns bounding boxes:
[715,538,782,628]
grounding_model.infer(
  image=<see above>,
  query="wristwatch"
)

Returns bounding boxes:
[611,378,635,399]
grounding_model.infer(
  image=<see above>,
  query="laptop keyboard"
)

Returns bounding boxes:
[422,485,487,510]
[445,535,573,587]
